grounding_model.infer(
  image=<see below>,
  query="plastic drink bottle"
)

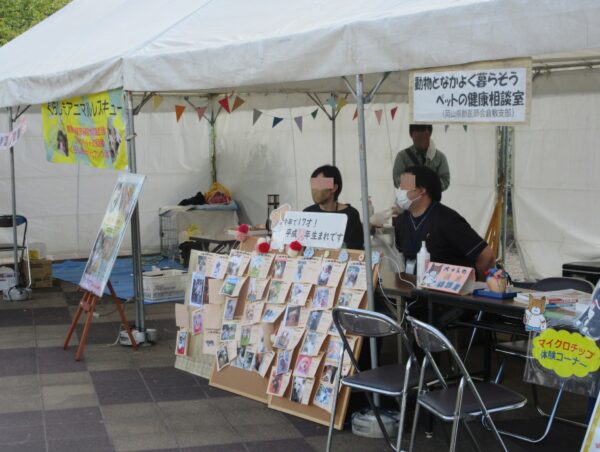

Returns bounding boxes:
[416,241,430,287]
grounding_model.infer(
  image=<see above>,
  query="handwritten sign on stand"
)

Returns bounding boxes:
[273,211,347,250]
[420,262,475,295]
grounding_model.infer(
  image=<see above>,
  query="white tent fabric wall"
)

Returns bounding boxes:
[514,69,600,278]
[1,98,495,259]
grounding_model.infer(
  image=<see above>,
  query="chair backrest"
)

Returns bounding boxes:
[532,276,594,294]
[406,315,470,380]
[0,215,27,228]
[332,306,416,372]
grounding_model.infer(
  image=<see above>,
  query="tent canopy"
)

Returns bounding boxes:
[2,0,600,107]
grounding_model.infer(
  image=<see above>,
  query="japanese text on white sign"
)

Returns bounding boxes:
[280,212,347,249]
[0,117,27,151]
[410,65,530,124]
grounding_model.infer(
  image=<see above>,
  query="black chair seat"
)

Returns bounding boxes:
[342,363,437,395]
[419,381,526,420]
[494,340,528,356]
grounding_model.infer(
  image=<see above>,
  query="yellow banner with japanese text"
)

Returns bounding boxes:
[532,329,600,378]
[41,89,128,170]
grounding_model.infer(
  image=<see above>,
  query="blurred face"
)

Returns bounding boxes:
[311,173,337,205]
[410,128,431,152]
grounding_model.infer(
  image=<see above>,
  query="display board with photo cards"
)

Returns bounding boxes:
[204,241,379,430]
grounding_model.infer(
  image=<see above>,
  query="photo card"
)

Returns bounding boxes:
[240,325,252,347]
[210,255,228,279]
[272,255,288,280]
[300,332,327,356]
[288,282,312,306]
[317,259,346,288]
[284,305,301,327]
[266,280,290,304]
[242,302,264,325]
[294,353,324,378]
[313,382,335,412]
[222,297,237,322]
[325,337,344,362]
[194,251,214,276]
[202,328,220,355]
[276,349,292,375]
[261,304,286,323]
[220,275,247,297]
[336,289,364,309]
[311,286,334,309]
[246,277,270,302]
[241,345,256,371]
[321,363,339,384]
[267,369,291,397]
[216,342,237,371]
[248,253,274,279]
[225,250,251,277]
[306,310,323,332]
[256,351,275,377]
[342,261,367,291]
[290,376,315,405]
[189,272,207,308]
[220,321,238,342]
[175,330,188,356]
[191,309,203,335]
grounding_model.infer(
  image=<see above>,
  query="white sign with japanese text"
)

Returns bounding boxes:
[410,60,531,125]
[0,117,27,151]
[279,211,347,249]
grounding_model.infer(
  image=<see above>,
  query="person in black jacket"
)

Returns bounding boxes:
[303,165,364,250]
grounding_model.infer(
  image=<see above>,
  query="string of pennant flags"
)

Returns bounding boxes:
[155,94,469,132]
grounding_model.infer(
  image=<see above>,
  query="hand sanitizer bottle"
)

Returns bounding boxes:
[416,241,430,287]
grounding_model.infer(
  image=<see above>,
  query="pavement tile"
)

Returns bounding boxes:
[42,382,98,411]
[0,325,36,349]
[47,436,114,452]
[33,306,72,325]
[37,346,88,373]
[0,347,37,377]
[0,308,33,327]
[44,406,103,425]
[245,437,314,452]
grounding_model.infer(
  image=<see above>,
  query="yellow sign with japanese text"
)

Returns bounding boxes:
[41,89,128,170]
[532,329,600,378]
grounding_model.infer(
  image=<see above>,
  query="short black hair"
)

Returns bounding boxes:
[311,165,342,200]
[409,124,433,135]
[403,165,442,202]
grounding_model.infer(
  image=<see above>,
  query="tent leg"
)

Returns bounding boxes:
[7,108,20,286]
[354,75,379,400]
[125,91,146,334]
[331,93,336,166]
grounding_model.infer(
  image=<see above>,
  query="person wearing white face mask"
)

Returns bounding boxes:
[394,165,494,281]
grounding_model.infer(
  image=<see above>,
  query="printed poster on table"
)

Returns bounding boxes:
[275,211,347,250]
[41,89,128,170]
[409,58,531,125]
[80,173,145,296]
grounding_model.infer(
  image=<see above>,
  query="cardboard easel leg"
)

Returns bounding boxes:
[107,281,138,349]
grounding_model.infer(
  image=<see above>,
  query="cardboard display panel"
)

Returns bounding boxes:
[175,236,380,430]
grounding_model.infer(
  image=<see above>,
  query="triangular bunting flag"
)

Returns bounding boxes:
[175,105,185,122]
[326,96,337,109]
[463,125,468,132]
[294,116,303,132]
[390,106,398,120]
[232,95,245,112]
[375,109,383,125]
[252,109,262,125]
[353,109,358,120]
[336,98,348,111]
[196,107,207,121]
[218,96,231,113]
[311,109,318,119]
[152,95,163,110]
[272,117,284,128]
[444,125,450,133]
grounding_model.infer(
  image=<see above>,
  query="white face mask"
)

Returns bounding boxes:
[395,188,420,211]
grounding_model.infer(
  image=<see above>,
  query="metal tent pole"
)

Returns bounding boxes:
[209,94,217,183]
[331,93,336,166]
[7,108,20,285]
[125,91,145,333]
[500,126,510,263]
[354,75,378,373]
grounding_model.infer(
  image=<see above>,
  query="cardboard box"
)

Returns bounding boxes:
[143,269,187,302]
[22,258,53,288]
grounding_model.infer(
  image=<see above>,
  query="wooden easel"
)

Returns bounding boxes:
[64,280,138,361]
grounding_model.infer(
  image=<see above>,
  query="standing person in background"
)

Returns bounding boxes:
[304,165,364,250]
[392,124,450,191]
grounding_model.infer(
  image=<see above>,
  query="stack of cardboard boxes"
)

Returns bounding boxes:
[22,257,53,288]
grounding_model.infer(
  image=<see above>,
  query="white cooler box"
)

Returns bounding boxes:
[143,269,187,303]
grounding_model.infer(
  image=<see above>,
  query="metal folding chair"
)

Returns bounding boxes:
[326,306,440,452]
[407,316,527,452]
[492,276,594,442]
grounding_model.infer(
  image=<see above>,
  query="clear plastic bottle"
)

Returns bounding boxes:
[416,241,430,287]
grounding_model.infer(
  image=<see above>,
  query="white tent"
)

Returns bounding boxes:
[2,0,600,279]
